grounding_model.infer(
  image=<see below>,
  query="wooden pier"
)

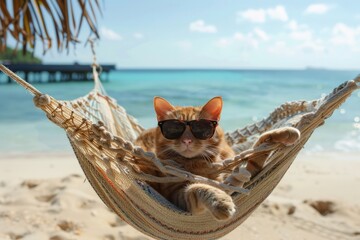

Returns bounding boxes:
[1,63,116,83]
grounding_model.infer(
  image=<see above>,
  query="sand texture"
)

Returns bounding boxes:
[0,152,359,240]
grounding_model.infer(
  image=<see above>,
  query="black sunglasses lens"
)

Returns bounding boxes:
[190,120,215,140]
[161,120,186,139]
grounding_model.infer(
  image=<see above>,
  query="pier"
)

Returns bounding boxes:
[1,63,116,83]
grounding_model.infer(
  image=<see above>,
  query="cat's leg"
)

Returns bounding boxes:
[223,128,300,188]
[253,127,300,148]
[184,183,235,220]
[247,127,300,175]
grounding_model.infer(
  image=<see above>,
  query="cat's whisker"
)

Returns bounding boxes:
[202,149,219,163]
[200,153,212,164]
[204,148,218,157]
[157,147,175,156]
[211,144,229,152]
[203,152,215,161]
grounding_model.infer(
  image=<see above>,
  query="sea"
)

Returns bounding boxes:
[0,69,359,155]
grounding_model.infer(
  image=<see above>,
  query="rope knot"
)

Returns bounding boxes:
[33,94,51,107]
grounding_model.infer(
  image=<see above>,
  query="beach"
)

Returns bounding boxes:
[1,0,360,239]
[0,152,359,240]
[1,69,359,239]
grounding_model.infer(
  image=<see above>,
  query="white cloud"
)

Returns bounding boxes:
[133,32,144,39]
[299,39,325,53]
[189,20,217,33]
[331,23,360,46]
[285,19,327,54]
[239,9,267,23]
[232,28,270,49]
[285,20,326,53]
[267,5,288,22]
[268,39,325,55]
[238,5,288,23]
[100,27,122,41]
[287,20,308,31]
[253,28,270,41]
[305,4,331,15]
[286,20,313,41]
[287,20,298,31]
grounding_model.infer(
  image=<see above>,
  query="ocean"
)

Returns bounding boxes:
[0,69,359,155]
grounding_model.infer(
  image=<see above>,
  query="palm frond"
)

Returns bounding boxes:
[0,0,101,54]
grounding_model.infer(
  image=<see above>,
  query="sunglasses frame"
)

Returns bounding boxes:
[158,119,218,140]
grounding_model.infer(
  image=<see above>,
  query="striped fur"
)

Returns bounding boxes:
[135,97,236,220]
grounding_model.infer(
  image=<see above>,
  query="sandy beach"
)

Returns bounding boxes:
[2,0,360,239]
[0,152,359,240]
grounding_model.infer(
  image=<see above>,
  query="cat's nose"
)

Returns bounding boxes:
[182,138,192,145]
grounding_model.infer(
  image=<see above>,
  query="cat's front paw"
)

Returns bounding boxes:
[211,195,236,221]
[185,183,236,221]
[254,127,300,147]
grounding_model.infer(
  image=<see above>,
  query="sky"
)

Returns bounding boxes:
[31,1,360,69]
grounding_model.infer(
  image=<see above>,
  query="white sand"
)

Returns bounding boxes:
[0,152,359,240]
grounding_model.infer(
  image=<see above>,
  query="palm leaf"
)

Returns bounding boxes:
[0,0,101,54]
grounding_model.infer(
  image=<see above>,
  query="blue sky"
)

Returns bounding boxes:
[34,1,360,69]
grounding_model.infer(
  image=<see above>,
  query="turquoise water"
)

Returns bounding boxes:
[0,69,359,154]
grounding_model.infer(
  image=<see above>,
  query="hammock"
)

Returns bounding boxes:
[1,64,359,240]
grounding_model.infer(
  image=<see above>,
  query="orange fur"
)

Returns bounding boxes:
[246,127,301,175]
[135,97,301,221]
[135,97,236,220]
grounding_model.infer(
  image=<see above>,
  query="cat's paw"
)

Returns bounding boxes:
[185,183,236,220]
[254,127,300,147]
[211,195,236,220]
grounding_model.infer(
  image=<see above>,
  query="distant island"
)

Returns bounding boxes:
[0,47,42,64]
[305,66,327,71]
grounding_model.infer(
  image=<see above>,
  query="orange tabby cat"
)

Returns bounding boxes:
[135,96,300,220]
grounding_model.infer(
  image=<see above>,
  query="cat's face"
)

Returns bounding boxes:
[154,97,225,159]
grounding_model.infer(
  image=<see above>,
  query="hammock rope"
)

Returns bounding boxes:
[1,63,359,240]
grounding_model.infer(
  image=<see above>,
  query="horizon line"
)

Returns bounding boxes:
[20,61,359,71]
[113,67,360,71]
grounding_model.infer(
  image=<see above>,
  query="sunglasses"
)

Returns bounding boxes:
[158,119,218,140]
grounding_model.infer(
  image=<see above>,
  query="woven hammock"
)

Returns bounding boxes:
[1,64,359,240]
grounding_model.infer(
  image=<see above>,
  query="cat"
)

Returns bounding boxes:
[135,96,300,220]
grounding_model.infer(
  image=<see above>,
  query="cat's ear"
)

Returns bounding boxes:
[154,97,175,121]
[200,96,223,121]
